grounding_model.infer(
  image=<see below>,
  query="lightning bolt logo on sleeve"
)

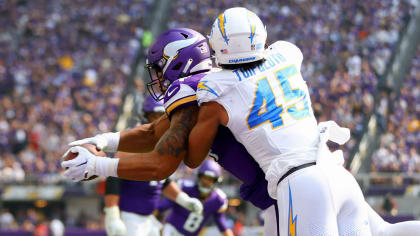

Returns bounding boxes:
[197,81,218,97]
[217,13,229,45]
[288,183,297,236]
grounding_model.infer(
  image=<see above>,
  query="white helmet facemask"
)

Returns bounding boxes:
[208,7,267,65]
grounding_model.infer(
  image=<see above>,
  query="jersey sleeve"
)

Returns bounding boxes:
[213,188,229,232]
[163,80,198,119]
[268,40,303,71]
[213,211,229,232]
[196,77,221,105]
[214,188,228,213]
[157,198,175,212]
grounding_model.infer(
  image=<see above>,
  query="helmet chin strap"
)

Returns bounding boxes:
[181,59,193,76]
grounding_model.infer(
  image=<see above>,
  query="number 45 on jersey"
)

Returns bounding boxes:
[247,65,311,130]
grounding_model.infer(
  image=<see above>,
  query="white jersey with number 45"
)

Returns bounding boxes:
[197,41,319,198]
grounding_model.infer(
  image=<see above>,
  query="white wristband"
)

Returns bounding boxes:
[175,192,190,207]
[96,157,119,177]
[104,206,120,219]
[102,132,120,152]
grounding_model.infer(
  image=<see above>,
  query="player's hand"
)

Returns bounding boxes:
[175,192,203,214]
[69,132,120,152]
[104,206,127,236]
[61,146,98,182]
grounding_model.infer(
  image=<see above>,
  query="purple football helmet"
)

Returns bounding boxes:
[198,159,222,182]
[143,95,165,114]
[145,28,212,100]
[197,159,222,195]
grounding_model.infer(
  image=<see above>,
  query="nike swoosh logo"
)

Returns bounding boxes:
[76,161,87,167]
[167,88,177,97]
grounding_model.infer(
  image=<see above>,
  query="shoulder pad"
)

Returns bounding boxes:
[163,73,206,118]
[214,188,228,213]
[267,41,303,70]
[180,179,195,188]
[214,188,227,200]
[196,70,235,105]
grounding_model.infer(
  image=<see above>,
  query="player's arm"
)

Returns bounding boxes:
[68,114,170,154]
[222,229,234,236]
[62,106,198,182]
[118,114,170,153]
[213,206,233,236]
[162,180,203,213]
[105,177,120,208]
[185,102,228,168]
[117,106,198,180]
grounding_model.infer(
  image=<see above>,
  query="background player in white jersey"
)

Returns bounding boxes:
[60,25,420,236]
[103,96,203,236]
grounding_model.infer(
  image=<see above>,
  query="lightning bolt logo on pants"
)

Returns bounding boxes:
[288,182,297,236]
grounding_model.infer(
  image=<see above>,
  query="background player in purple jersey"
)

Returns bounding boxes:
[63,28,420,236]
[103,95,203,236]
[159,159,233,236]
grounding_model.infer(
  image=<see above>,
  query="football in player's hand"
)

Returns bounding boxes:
[64,143,106,181]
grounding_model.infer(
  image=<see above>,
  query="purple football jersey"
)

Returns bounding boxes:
[159,180,228,236]
[211,126,276,210]
[162,73,275,210]
[163,73,207,119]
[119,180,164,215]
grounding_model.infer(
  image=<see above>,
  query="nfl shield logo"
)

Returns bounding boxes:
[220,49,228,54]
[251,44,256,50]
[200,45,208,54]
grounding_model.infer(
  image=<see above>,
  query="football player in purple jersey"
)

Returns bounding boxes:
[159,159,233,236]
[103,95,203,236]
[62,28,420,236]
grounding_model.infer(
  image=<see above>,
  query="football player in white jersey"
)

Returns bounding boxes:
[184,7,420,236]
[180,7,370,236]
[60,17,420,235]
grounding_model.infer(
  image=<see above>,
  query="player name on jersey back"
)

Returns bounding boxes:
[231,52,287,81]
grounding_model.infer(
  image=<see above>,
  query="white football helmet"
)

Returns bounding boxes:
[208,7,267,65]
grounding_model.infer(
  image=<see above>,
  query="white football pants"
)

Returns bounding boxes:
[262,205,279,236]
[121,211,162,236]
[162,223,185,236]
[264,198,420,236]
[366,202,420,236]
[276,164,371,236]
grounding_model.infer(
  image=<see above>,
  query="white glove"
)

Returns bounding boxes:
[317,121,350,166]
[104,206,126,236]
[318,121,350,145]
[69,132,120,152]
[61,146,119,182]
[175,192,203,214]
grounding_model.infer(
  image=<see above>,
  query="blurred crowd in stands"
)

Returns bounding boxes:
[0,0,418,232]
[371,47,419,173]
[168,0,415,165]
[0,0,153,183]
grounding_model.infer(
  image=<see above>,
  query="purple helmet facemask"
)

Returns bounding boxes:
[145,28,212,101]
